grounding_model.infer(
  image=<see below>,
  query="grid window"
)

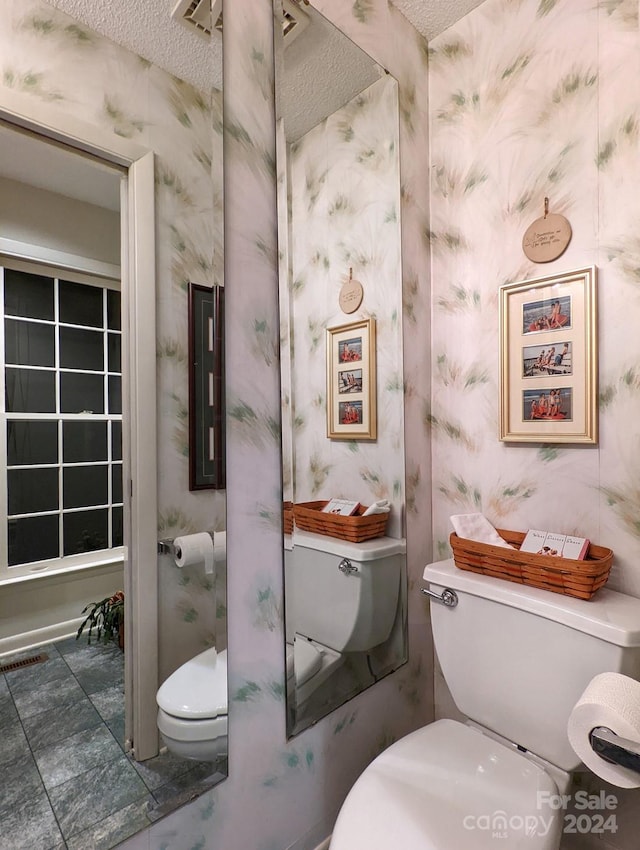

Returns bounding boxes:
[1,266,123,575]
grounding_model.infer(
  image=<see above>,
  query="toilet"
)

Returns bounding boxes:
[285,530,405,707]
[330,558,640,850]
[156,646,227,762]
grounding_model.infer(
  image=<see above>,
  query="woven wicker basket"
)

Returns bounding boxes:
[450,529,613,601]
[293,500,388,543]
[283,501,294,535]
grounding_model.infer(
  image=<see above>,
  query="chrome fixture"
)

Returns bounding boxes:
[420,586,458,608]
[590,726,640,775]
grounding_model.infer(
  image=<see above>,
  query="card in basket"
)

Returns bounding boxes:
[322,498,360,516]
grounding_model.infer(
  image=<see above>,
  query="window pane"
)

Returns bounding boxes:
[4,269,54,320]
[111,464,123,504]
[5,320,55,367]
[59,327,104,371]
[108,376,122,415]
[111,421,122,461]
[107,290,121,331]
[107,333,121,372]
[59,280,103,328]
[8,468,58,515]
[63,421,107,463]
[6,368,56,413]
[60,372,104,414]
[63,465,108,509]
[7,421,58,466]
[112,506,123,547]
[8,515,59,566]
[63,509,108,555]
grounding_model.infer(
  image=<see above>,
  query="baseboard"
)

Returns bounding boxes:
[312,838,331,850]
[0,616,84,658]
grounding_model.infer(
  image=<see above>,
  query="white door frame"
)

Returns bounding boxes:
[0,89,159,760]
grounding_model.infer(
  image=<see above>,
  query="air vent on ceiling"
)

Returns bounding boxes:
[281,0,310,44]
[172,0,308,44]
[171,0,220,40]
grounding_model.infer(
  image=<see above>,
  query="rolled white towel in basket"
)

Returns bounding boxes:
[363,500,391,516]
[450,513,514,549]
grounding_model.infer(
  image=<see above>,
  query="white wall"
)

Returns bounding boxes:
[0,175,120,265]
[0,561,124,656]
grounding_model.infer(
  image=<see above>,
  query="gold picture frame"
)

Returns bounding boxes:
[327,318,377,440]
[499,266,598,444]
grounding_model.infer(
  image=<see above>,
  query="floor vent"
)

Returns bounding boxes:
[0,652,49,674]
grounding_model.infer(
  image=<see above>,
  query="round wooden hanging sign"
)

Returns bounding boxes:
[522,206,572,264]
[339,275,364,314]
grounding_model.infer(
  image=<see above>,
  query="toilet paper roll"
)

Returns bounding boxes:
[174,532,214,575]
[567,672,640,788]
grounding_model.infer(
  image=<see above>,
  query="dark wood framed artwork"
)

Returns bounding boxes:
[188,283,225,490]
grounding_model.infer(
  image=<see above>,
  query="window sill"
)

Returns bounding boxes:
[0,549,125,587]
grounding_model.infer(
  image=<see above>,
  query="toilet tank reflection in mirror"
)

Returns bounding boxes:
[274,1,408,738]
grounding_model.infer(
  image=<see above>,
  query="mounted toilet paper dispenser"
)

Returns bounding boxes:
[158,531,226,576]
[590,726,640,774]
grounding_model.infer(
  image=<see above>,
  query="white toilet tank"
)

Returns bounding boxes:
[425,560,640,771]
[287,530,405,652]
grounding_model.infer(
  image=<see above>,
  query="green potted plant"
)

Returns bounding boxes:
[77,590,125,649]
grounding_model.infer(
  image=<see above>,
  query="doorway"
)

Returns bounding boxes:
[0,93,158,764]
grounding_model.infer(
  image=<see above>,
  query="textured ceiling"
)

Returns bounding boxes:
[393,0,486,41]
[44,1,488,97]
[46,0,221,93]
[6,0,488,205]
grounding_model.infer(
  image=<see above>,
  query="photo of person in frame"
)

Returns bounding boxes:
[522,341,572,377]
[522,295,571,334]
[522,387,573,421]
[338,369,363,394]
[339,400,363,425]
[339,337,363,363]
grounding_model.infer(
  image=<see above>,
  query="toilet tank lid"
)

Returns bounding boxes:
[292,529,405,561]
[425,560,640,648]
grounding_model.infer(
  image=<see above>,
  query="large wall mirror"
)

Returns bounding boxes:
[274,0,408,738]
[0,2,226,847]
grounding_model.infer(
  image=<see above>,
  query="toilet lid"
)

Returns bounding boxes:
[331,719,560,850]
[157,647,227,719]
[286,636,323,687]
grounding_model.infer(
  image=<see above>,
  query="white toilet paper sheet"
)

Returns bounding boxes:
[567,672,640,788]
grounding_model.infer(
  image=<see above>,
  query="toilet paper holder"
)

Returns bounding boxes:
[158,533,216,561]
[158,538,178,557]
[590,726,640,775]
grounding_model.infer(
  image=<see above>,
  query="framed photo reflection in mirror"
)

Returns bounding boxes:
[327,317,377,441]
[188,283,225,489]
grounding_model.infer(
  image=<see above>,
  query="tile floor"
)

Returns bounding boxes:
[0,637,222,850]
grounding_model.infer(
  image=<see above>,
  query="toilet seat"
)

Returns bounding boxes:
[156,647,228,762]
[157,647,227,720]
[286,636,323,686]
[330,719,561,850]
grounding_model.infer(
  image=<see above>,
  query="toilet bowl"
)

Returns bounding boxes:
[156,647,227,762]
[330,559,640,850]
[332,719,564,850]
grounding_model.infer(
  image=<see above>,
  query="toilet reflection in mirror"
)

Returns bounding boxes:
[274,1,408,737]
